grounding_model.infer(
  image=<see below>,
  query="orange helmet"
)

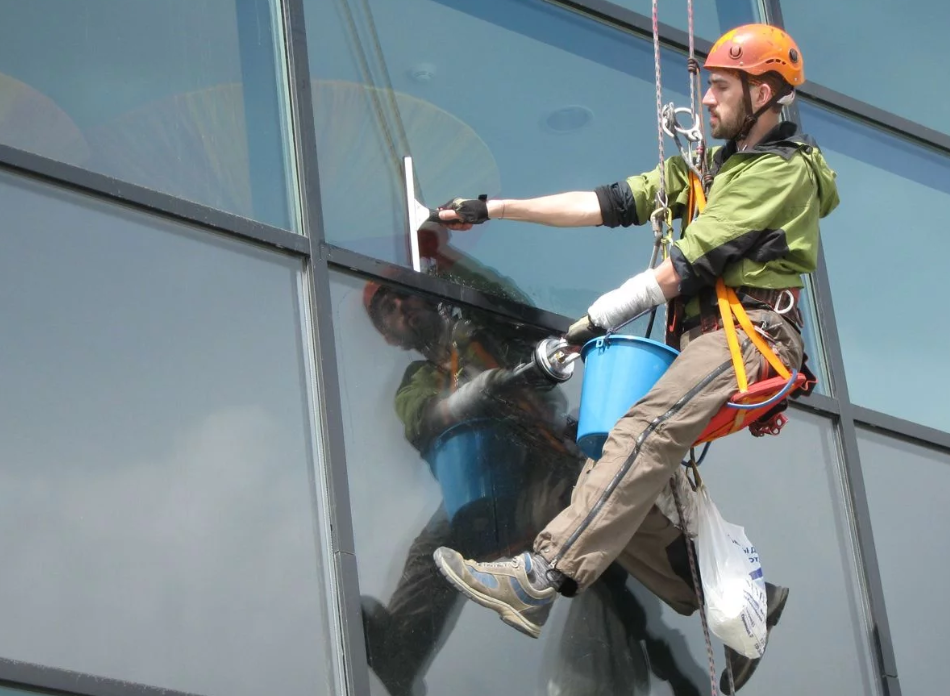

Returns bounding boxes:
[705,24,804,87]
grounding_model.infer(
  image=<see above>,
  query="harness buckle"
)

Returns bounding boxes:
[773,289,796,315]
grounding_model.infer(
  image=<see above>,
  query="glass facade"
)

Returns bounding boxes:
[0,172,332,696]
[0,0,297,230]
[307,0,697,318]
[610,0,759,40]
[857,428,950,696]
[783,0,950,136]
[800,102,950,430]
[330,270,876,696]
[0,1,942,695]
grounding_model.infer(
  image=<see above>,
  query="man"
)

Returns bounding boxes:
[430,24,839,693]
[361,254,708,695]
[359,262,580,696]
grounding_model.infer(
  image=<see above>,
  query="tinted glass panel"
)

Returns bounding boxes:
[0,0,296,230]
[0,172,331,695]
[857,428,950,696]
[800,102,950,429]
[784,0,950,136]
[609,0,759,40]
[330,266,877,696]
[308,0,698,317]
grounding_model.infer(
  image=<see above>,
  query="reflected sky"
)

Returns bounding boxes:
[330,265,878,696]
[801,102,950,430]
[0,172,330,696]
[0,0,294,229]
[784,0,950,136]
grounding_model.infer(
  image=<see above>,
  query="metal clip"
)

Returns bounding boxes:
[774,289,795,315]
[661,104,704,143]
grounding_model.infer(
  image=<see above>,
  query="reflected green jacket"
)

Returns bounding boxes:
[599,122,840,296]
[392,254,558,451]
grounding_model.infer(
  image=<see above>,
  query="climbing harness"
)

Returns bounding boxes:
[642,2,820,692]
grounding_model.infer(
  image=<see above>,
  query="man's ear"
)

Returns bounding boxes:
[753,80,774,109]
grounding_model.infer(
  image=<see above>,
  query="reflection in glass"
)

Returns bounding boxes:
[308,0,700,317]
[800,102,950,429]
[332,268,711,695]
[784,0,950,135]
[0,0,296,230]
[857,428,950,696]
[608,0,759,40]
[332,266,880,695]
[0,172,331,695]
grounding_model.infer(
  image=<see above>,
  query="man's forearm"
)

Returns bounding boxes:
[485,191,602,227]
[653,257,682,300]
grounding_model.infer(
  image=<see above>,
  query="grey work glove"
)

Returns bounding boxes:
[439,195,490,225]
[565,315,606,346]
[443,368,513,421]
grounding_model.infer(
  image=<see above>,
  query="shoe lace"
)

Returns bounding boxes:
[479,556,522,570]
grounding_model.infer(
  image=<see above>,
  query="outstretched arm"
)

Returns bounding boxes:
[438,191,602,229]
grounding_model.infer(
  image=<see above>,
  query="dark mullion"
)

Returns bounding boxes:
[0,659,202,696]
[853,406,950,455]
[548,0,706,54]
[551,0,950,159]
[326,244,572,333]
[767,0,901,691]
[280,1,371,695]
[798,82,950,158]
[0,143,309,256]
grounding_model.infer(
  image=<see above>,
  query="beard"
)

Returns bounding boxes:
[709,110,745,141]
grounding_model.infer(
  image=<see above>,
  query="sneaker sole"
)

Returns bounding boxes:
[766,586,789,628]
[723,587,791,694]
[434,556,542,639]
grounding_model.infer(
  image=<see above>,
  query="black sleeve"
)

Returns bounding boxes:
[670,245,704,296]
[595,181,639,228]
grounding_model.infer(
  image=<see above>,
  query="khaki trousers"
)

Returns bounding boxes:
[534,308,803,614]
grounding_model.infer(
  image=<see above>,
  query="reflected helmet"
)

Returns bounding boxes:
[363,280,383,316]
[704,24,804,87]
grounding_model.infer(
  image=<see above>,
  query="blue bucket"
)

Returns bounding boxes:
[577,335,680,460]
[423,419,528,521]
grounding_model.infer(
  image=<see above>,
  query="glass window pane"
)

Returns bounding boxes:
[308,0,700,318]
[330,267,877,695]
[0,1,297,230]
[0,172,332,695]
[800,102,950,429]
[783,0,949,136]
[857,428,950,696]
[609,0,759,40]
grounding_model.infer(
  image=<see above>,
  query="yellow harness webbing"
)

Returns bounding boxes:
[686,171,791,394]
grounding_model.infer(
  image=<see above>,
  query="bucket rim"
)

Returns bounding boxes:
[423,417,513,458]
[580,334,680,361]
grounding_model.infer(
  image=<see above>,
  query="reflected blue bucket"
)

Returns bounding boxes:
[577,335,680,460]
[423,419,527,521]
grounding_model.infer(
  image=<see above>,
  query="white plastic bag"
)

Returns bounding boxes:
[695,483,768,659]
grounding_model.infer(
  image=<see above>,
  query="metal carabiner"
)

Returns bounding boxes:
[661,103,706,182]
[661,104,704,143]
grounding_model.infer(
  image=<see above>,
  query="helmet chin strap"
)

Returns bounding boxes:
[735,72,795,143]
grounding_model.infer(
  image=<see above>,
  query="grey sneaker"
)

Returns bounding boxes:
[720,583,790,693]
[432,547,557,638]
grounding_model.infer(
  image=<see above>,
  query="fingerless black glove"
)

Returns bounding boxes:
[441,195,490,224]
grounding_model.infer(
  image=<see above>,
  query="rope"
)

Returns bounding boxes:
[670,478,720,695]
[651,0,666,206]
[686,0,708,184]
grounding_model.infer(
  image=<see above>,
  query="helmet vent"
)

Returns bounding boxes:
[729,45,743,59]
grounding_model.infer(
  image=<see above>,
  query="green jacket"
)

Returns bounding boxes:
[621,122,839,296]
